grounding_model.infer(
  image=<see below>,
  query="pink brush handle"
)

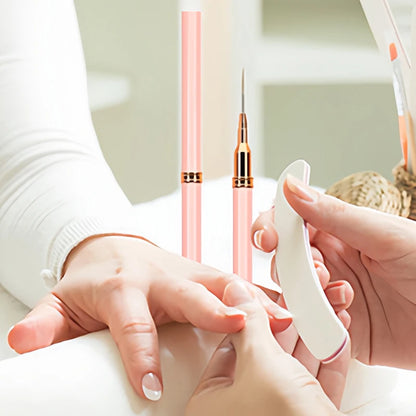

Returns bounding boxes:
[233,188,253,282]
[181,11,201,172]
[182,182,201,262]
[181,11,202,262]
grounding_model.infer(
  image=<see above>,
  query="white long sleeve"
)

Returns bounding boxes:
[0,0,140,307]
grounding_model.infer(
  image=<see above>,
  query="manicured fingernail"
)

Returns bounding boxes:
[339,286,347,305]
[286,174,316,203]
[270,305,292,320]
[253,230,263,249]
[142,372,162,401]
[232,281,254,304]
[326,283,347,306]
[224,307,247,317]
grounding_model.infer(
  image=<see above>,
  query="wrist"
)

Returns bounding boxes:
[62,233,155,276]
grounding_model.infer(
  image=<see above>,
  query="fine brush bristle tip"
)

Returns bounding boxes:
[241,68,245,113]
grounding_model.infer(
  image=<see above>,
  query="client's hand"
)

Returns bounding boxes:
[186,281,348,416]
[7,236,292,401]
[252,175,416,370]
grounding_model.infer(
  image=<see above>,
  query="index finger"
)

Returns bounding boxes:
[100,288,162,401]
[284,175,416,260]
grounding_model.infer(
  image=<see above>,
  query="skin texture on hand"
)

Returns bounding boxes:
[185,281,347,416]
[252,174,416,370]
[7,235,292,400]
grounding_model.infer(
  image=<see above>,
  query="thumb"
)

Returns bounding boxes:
[284,174,416,259]
[223,281,288,356]
[191,336,237,396]
[192,281,283,396]
[192,281,255,395]
[8,293,85,353]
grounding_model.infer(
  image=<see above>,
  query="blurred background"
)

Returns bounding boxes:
[73,0,411,204]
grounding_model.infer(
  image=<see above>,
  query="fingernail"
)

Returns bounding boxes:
[253,230,263,249]
[339,286,346,305]
[231,281,254,304]
[270,305,292,320]
[286,174,316,203]
[224,307,247,317]
[327,285,347,306]
[142,372,162,401]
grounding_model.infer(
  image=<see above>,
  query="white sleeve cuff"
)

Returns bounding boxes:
[41,215,144,289]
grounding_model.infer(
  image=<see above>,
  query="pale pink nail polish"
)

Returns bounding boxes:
[142,372,162,401]
[270,306,292,320]
[224,307,247,317]
[286,174,316,202]
[253,230,263,249]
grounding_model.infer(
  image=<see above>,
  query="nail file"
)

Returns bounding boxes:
[274,160,348,362]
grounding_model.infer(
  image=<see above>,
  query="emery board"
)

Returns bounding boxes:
[274,160,348,362]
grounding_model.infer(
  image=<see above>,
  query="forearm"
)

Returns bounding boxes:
[0,0,135,307]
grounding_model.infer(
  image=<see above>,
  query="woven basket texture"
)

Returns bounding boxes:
[326,169,411,218]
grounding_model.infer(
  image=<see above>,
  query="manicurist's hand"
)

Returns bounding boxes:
[186,280,348,416]
[7,235,293,401]
[252,174,416,370]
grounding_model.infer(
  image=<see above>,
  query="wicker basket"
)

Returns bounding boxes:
[325,166,412,218]
[393,163,416,220]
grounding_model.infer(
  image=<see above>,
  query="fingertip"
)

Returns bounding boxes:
[325,280,354,311]
[7,324,17,351]
[267,298,292,333]
[141,372,163,401]
[269,314,292,333]
[7,325,14,344]
[270,255,279,285]
[220,316,247,334]
[8,320,28,353]
[337,310,351,330]
[251,208,277,253]
[252,226,277,252]
[341,280,354,307]
[314,260,330,288]
[8,319,49,353]
[223,307,248,318]
[223,280,255,307]
[221,307,248,332]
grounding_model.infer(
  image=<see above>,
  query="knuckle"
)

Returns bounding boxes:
[94,276,132,316]
[174,280,192,297]
[96,275,126,297]
[119,321,156,337]
[218,272,241,287]
[293,372,320,390]
[327,195,347,217]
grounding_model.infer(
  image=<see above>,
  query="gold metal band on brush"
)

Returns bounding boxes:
[181,172,203,184]
[233,177,253,188]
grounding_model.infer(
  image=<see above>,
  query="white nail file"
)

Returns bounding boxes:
[274,160,348,362]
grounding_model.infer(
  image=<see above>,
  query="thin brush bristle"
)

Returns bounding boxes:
[241,68,245,113]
